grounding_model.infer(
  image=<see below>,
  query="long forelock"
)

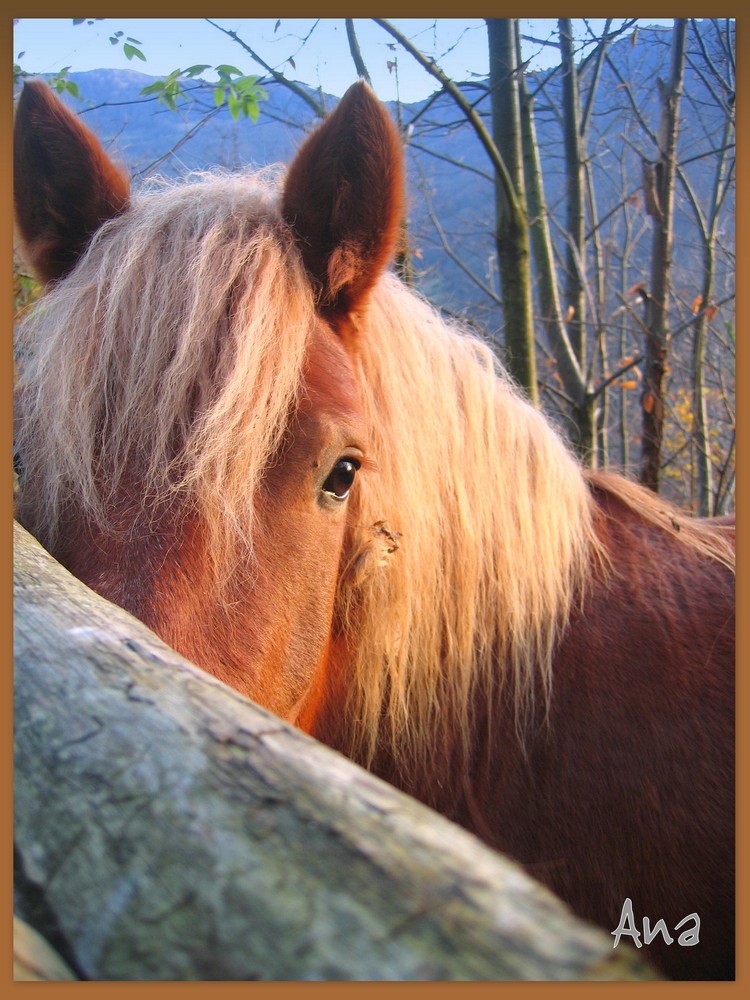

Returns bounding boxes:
[334,274,602,783]
[15,169,316,579]
[335,275,735,785]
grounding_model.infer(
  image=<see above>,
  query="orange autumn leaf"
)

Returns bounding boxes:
[620,380,638,390]
[705,304,718,321]
[565,305,575,322]
[643,393,655,414]
[691,294,703,315]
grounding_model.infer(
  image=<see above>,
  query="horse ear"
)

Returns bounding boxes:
[282,81,405,315]
[14,80,130,285]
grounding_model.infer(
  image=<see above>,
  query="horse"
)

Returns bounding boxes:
[14,79,735,980]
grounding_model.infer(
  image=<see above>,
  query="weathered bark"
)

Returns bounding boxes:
[13,521,657,982]
[640,19,688,492]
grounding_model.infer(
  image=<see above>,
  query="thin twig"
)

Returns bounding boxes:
[372,18,518,214]
[345,19,372,84]
[205,18,325,119]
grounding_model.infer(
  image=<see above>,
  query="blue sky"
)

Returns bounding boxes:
[14,18,677,102]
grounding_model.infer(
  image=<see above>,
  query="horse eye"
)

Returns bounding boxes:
[322,458,360,501]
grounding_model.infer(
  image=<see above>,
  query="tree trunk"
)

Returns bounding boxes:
[690,106,733,514]
[486,18,538,402]
[516,38,592,454]
[516,20,604,460]
[692,275,714,515]
[640,19,688,492]
[13,522,658,981]
[558,19,587,368]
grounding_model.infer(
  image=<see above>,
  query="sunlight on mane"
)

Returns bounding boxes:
[340,274,603,776]
[16,167,735,783]
[16,169,315,581]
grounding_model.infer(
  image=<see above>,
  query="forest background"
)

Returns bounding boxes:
[12,17,736,515]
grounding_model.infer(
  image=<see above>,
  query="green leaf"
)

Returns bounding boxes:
[214,87,226,108]
[125,37,142,44]
[140,80,164,96]
[50,67,72,94]
[184,64,211,77]
[235,75,260,93]
[123,43,146,62]
[215,64,243,78]
[228,91,240,121]
[65,81,80,98]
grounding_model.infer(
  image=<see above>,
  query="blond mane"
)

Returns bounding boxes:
[16,170,316,580]
[16,169,734,783]
[337,276,602,775]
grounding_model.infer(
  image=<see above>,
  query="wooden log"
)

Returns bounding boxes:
[13,521,658,981]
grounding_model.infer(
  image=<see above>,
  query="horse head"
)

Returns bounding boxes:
[14,79,403,721]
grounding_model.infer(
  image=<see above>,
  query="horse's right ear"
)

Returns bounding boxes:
[14,80,130,285]
[282,81,404,317]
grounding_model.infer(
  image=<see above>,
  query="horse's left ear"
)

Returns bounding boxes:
[14,80,131,285]
[282,81,405,316]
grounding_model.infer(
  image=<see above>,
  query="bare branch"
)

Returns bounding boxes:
[372,18,519,215]
[345,19,372,84]
[408,141,494,182]
[134,106,222,178]
[579,19,611,138]
[425,201,503,309]
[205,18,326,119]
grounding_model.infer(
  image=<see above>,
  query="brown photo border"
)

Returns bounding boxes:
[3,5,745,995]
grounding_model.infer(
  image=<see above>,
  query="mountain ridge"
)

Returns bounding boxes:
[16,21,734,335]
